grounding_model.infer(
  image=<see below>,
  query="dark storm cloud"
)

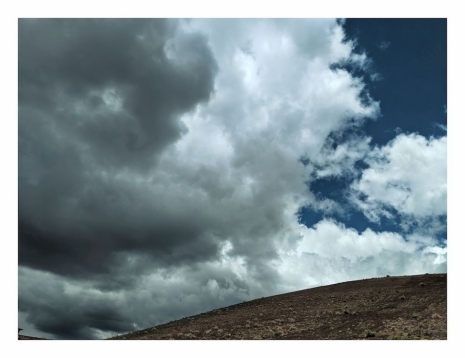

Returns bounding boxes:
[18,268,135,339]
[19,19,217,170]
[18,263,255,339]
[19,18,220,283]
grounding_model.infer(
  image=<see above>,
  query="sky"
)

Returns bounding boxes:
[17,18,447,340]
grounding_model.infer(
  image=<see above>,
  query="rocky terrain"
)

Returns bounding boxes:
[110,273,446,340]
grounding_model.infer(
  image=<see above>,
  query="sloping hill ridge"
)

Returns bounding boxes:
[110,273,446,340]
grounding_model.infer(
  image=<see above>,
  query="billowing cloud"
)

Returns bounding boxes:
[18,19,445,340]
[19,19,217,172]
[19,19,218,279]
[275,219,446,291]
[350,133,447,222]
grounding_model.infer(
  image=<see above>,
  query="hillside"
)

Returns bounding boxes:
[109,273,446,340]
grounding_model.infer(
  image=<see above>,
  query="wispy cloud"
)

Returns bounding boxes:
[377,40,391,50]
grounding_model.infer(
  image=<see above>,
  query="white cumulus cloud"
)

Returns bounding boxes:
[351,133,447,222]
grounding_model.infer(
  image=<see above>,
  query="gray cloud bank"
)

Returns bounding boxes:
[19,19,218,277]
[18,19,446,339]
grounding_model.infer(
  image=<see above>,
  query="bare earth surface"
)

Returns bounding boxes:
[110,273,446,340]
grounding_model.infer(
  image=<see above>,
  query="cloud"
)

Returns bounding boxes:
[377,41,391,51]
[19,19,219,279]
[18,19,445,340]
[435,123,447,132]
[312,135,372,179]
[350,133,447,222]
[276,219,446,289]
[19,267,137,339]
[19,19,217,172]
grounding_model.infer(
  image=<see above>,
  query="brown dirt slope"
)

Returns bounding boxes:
[110,273,446,340]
